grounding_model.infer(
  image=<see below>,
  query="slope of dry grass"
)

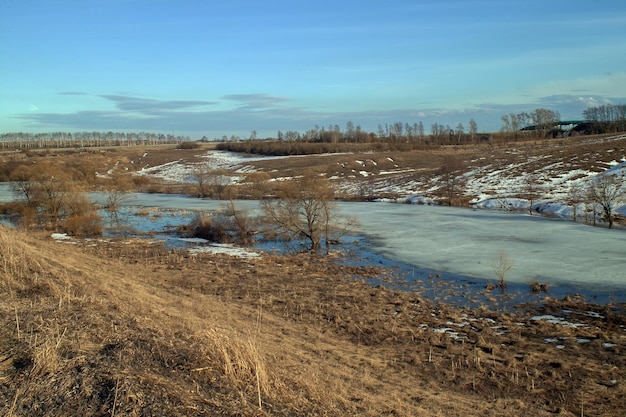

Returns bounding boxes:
[1,226,625,416]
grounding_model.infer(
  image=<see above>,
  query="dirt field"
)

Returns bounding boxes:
[1,227,625,416]
[3,134,626,203]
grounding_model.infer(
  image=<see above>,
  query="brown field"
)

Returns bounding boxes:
[1,226,625,416]
[1,135,626,416]
[2,133,626,202]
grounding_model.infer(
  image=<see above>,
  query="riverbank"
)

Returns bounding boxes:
[1,226,625,416]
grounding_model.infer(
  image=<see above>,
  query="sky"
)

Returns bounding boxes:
[1,0,626,139]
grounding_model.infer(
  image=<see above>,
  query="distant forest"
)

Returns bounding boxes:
[0,131,191,149]
[1,104,624,152]
[216,105,626,156]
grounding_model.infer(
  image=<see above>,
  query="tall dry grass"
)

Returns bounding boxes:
[0,226,48,297]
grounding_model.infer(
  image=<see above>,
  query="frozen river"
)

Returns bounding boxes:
[1,184,624,297]
[349,203,625,291]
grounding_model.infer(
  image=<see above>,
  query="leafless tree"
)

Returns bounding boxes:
[32,172,70,223]
[469,118,478,143]
[531,108,560,138]
[225,199,256,245]
[586,174,624,229]
[437,155,466,206]
[9,165,37,206]
[522,173,543,215]
[104,168,134,229]
[244,172,272,199]
[261,173,343,252]
[192,163,213,197]
[193,164,232,199]
[566,183,586,222]
[456,123,464,144]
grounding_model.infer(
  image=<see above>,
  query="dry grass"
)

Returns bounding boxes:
[1,226,625,416]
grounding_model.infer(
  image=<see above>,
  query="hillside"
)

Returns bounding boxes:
[2,133,625,217]
[130,134,626,218]
[1,226,626,416]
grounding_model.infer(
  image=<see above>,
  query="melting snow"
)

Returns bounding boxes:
[187,241,259,258]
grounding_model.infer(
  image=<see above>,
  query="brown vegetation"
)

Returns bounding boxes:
[1,226,625,416]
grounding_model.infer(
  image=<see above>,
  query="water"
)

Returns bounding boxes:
[2,184,625,304]
[104,193,626,303]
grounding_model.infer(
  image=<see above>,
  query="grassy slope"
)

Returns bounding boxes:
[1,226,625,416]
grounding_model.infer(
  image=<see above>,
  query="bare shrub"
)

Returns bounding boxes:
[566,183,585,222]
[62,213,103,237]
[244,172,272,199]
[177,141,201,149]
[17,205,37,230]
[132,175,154,188]
[226,199,256,246]
[103,169,134,228]
[184,213,228,243]
[491,250,514,292]
[64,190,94,217]
[193,165,232,199]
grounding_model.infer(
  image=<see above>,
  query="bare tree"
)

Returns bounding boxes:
[500,114,514,134]
[437,155,466,206]
[32,171,70,224]
[531,108,560,137]
[417,121,425,138]
[192,163,212,197]
[193,164,232,199]
[456,122,464,144]
[468,118,478,143]
[522,173,543,215]
[244,172,272,199]
[9,165,37,206]
[345,121,355,142]
[261,173,338,251]
[586,174,624,229]
[566,183,586,222]
[225,199,256,245]
[104,168,134,229]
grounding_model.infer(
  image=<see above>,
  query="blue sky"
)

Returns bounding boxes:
[1,0,625,139]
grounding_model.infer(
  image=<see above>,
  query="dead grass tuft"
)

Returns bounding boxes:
[202,327,273,407]
[0,227,49,297]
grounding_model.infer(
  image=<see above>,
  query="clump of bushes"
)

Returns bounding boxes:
[179,213,228,243]
[177,205,257,246]
[62,213,103,237]
[177,141,201,150]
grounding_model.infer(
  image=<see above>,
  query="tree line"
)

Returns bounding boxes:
[219,104,626,157]
[0,131,191,149]
[500,108,561,137]
[216,118,487,156]
[2,104,624,152]
[501,104,626,137]
[582,104,626,133]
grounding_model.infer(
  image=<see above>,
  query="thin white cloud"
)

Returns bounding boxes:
[221,94,290,110]
[100,95,218,112]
